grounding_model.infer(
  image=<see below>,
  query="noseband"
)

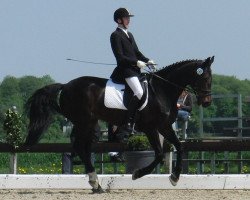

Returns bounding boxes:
[192,75,212,99]
[193,88,212,100]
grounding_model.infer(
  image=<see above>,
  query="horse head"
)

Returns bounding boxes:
[153,56,214,108]
[191,56,214,107]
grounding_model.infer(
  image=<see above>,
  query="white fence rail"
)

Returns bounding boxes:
[1,174,250,190]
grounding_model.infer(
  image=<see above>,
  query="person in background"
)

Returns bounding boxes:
[108,124,124,162]
[176,90,192,139]
[62,118,73,174]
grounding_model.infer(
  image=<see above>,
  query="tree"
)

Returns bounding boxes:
[3,107,22,149]
[0,75,56,141]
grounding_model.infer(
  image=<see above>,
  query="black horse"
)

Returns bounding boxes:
[25,56,214,192]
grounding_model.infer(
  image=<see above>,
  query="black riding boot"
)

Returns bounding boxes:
[118,96,140,140]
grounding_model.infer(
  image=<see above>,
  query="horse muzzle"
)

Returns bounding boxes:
[197,94,212,107]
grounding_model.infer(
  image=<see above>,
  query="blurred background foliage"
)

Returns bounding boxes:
[0,74,250,143]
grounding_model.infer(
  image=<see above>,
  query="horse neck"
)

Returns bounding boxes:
[151,61,198,103]
[156,62,197,89]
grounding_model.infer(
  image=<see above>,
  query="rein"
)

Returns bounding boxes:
[144,68,191,93]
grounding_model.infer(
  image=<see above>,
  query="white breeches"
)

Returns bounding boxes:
[125,76,143,100]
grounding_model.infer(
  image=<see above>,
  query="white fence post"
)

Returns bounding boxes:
[9,153,17,174]
[159,134,172,173]
[164,151,173,173]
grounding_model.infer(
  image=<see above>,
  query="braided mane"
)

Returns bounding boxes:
[156,59,200,74]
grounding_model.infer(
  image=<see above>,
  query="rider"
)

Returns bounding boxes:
[110,8,156,135]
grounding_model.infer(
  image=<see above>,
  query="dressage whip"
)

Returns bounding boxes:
[66,58,158,67]
[66,58,116,66]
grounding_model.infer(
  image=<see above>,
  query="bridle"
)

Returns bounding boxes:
[191,67,212,99]
[192,83,212,99]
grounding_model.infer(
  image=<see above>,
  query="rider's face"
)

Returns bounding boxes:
[123,17,130,25]
[118,17,130,28]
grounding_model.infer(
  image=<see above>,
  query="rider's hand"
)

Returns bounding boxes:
[137,60,147,68]
[148,60,156,65]
[147,60,156,70]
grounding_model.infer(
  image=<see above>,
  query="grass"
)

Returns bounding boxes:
[1,151,250,174]
[0,152,127,174]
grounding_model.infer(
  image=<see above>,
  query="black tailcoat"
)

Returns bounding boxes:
[110,28,149,83]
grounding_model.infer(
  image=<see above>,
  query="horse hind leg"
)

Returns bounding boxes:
[88,171,103,193]
[71,124,104,193]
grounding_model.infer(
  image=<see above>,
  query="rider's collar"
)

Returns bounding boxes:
[118,25,129,37]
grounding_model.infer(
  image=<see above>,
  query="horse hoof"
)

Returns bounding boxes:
[92,184,105,194]
[132,170,140,180]
[169,173,179,186]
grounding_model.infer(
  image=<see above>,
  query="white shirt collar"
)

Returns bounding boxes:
[118,26,129,37]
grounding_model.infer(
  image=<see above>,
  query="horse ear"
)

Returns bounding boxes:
[204,56,215,66]
[204,57,210,64]
[210,56,215,64]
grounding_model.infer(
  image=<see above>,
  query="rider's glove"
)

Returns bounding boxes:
[147,60,157,70]
[137,60,147,68]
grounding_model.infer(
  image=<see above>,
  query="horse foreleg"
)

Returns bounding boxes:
[132,129,164,180]
[163,127,183,186]
[157,120,183,186]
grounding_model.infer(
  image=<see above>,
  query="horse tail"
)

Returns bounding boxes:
[24,83,63,147]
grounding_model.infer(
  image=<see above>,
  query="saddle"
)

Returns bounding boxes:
[104,76,148,111]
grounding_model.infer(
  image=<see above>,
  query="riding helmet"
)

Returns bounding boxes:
[113,8,134,23]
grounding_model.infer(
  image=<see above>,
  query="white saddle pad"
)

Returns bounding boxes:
[104,79,148,111]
